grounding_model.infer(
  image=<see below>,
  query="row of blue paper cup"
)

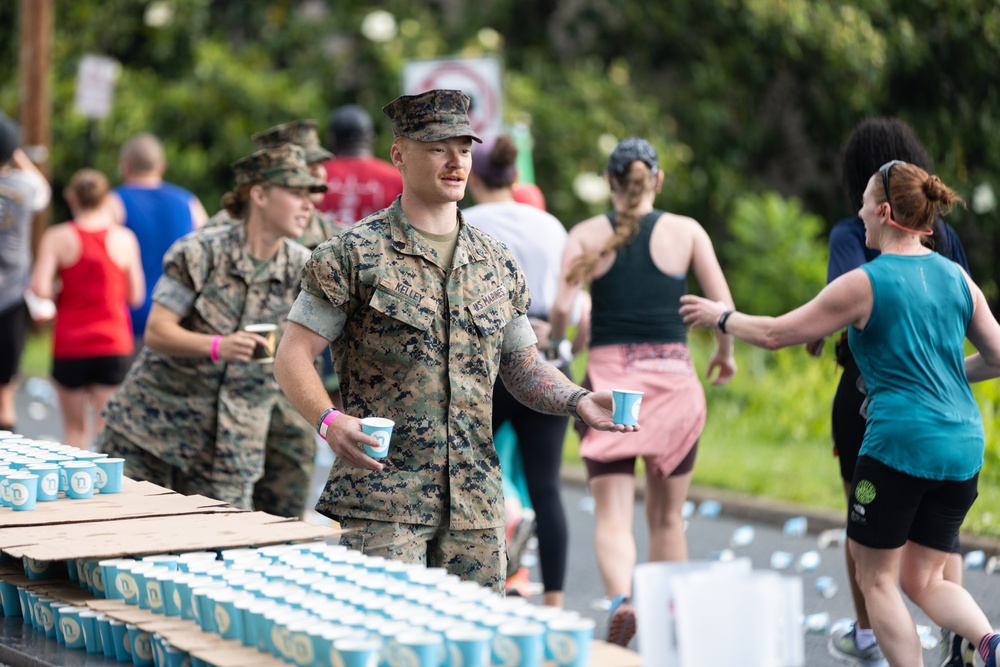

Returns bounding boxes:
[1,581,188,667]
[0,433,125,509]
[11,541,597,667]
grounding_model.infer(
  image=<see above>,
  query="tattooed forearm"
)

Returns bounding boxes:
[498,346,581,416]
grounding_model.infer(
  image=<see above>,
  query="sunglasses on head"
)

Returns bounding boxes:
[879,160,906,218]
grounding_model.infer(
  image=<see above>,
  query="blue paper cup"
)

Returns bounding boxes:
[361,417,394,459]
[8,472,38,510]
[395,629,444,667]
[0,467,15,507]
[494,622,545,667]
[59,606,87,650]
[312,624,366,667]
[127,623,155,667]
[99,558,136,600]
[117,562,154,605]
[23,556,55,580]
[80,610,102,654]
[611,389,643,426]
[157,572,181,617]
[545,617,595,667]
[162,644,190,667]
[332,637,382,667]
[208,588,246,642]
[63,461,96,499]
[140,566,170,611]
[94,457,125,493]
[26,463,60,501]
[447,625,493,667]
[34,597,57,638]
[151,633,166,667]
[87,559,107,597]
[0,580,21,616]
[248,599,280,652]
[20,589,38,628]
[53,605,70,643]
[143,567,171,614]
[191,581,227,631]
[284,618,318,666]
[110,619,132,662]
[97,613,116,659]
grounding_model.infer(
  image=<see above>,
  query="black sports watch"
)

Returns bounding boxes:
[567,388,590,423]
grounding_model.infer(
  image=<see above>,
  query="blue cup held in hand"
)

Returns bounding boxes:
[611,389,643,426]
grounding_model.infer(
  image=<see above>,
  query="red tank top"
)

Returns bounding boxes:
[53,224,133,359]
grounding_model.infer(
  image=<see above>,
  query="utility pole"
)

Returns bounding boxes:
[18,0,54,255]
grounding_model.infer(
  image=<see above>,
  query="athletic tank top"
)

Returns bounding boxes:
[116,183,196,336]
[590,209,688,346]
[849,253,981,480]
[53,224,133,359]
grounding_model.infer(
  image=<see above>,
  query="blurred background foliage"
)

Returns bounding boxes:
[4,0,999,531]
[2,0,999,310]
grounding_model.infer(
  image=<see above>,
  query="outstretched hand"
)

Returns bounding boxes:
[576,391,641,432]
[679,295,729,330]
[324,414,385,471]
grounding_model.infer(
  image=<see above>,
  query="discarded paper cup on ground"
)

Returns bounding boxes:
[611,389,643,426]
[361,417,394,459]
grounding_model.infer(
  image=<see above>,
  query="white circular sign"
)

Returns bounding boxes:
[403,57,503,139]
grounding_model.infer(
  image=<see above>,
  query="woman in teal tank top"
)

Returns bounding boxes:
[681,162,1000,666]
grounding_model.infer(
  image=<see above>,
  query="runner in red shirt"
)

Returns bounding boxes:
[317,105,402,225]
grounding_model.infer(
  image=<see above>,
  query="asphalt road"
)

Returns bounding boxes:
[12,377,1000,665]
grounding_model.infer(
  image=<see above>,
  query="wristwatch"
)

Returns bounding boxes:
[567,388,590,423]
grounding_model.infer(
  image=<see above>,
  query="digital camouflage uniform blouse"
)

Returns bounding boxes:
[101,223,310,483]
[289,197,534,530]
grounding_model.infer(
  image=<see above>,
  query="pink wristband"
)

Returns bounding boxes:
[210,335,222,362]
[318,408,343,438]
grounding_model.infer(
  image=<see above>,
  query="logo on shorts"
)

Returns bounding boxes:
[855,479,876,505]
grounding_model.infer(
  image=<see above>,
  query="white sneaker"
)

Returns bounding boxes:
[828,624,889,667]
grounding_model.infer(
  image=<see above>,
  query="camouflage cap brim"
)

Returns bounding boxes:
[402,123,483,143]
[260,166,328,193]
[305,146,334,163]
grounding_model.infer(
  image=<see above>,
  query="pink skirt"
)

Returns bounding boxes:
[580,342,706,477]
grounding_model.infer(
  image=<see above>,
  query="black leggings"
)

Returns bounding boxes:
[493,379,569,594]
[831,351,869,483]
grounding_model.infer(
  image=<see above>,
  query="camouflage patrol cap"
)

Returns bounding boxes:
[251,119,334,164]
[231,144,328,192]
[382,89,482,143]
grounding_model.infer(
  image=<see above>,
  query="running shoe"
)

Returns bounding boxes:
[828,623,888,667]
[940,629,975,667]
[606,595,637,647]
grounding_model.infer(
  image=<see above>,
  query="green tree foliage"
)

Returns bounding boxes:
[723,192,828,315]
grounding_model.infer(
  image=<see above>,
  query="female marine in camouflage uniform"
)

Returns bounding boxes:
[96,144,326,509]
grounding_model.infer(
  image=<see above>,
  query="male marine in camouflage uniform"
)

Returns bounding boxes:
[97,145,326,508]
[273,90,635,591]
[204,120,342,517]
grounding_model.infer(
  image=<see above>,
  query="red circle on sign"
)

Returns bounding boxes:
[418,63,497,137]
